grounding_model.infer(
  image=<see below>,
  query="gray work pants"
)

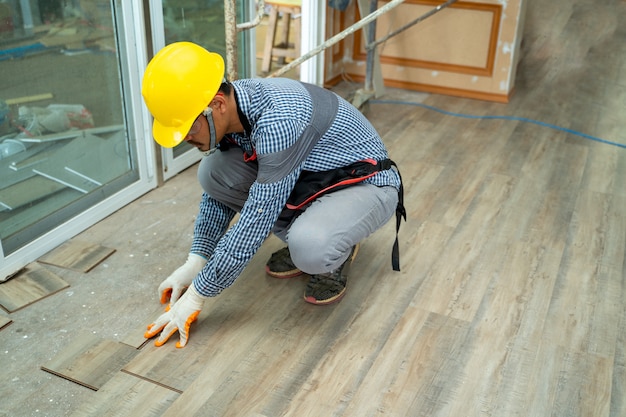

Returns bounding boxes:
[198,147,398,274]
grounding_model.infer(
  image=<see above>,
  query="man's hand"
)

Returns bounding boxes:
[158,253,207,304]
[145,283,206,348]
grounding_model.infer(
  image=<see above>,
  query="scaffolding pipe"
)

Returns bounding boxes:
[237,0,265,31]
[364,0,377,91]
[225,0,267,80]
[224,0,238,80]
[268,0,407,78]
[366,0,458,51]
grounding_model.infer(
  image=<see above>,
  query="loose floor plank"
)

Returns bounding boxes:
[120,303,165,349]
[38,239,116,273]
[41,333,139,391]
[0,263,69,312]
[0,313,12,330]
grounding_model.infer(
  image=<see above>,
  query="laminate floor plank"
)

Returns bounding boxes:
[611,364,626,417]
[0,262,69,312]
[436,241,563,417]
[38,239,116,273]
[381,112,447,166]
[161,299,363,417]
[488,122,539,178]
[69,371,180,417]
[343,309,470,417]
[261,256,426,417]
[520,135,588,248]
[610,302,626,417]
[158,243,390,416]
[411,173,516,322]
[615,302,626,368]
[158,220,452,417]
[525,343,612,417]
[0,312,12,330]
[120,303,165,349]
[542,190,624,359]
[41,333,139,391]
[368,96,427,141]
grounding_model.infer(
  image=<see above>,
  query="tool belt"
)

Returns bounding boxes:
[284,158,406,271]
[285,158,391,210]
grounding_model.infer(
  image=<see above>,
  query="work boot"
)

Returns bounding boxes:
[304,244,359,305]
[265,247,303,278]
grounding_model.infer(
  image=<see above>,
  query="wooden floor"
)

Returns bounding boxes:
[1,0,625,416]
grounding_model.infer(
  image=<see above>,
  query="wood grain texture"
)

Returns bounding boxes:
[344,310,469,417]
[120,304,164,349]
[68,371,179,417]
[41,333,139,391]
[38,239,116,273]
[6,0,624,415]
[0,313,12,330]
[0,263,69,312]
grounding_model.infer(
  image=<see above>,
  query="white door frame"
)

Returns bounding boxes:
[300,0,326,85]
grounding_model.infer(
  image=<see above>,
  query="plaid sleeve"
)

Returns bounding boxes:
[189,193,236,259]
[192,170,300,297]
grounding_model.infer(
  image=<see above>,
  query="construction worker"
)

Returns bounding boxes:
[142,42,404,348]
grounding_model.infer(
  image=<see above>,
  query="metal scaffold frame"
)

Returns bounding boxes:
[224,0,458,107]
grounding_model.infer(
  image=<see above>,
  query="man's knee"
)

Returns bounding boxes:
[287,225,351,274]
[197,150,258,211]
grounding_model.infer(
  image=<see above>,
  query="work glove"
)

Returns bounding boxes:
[158,253,207,305]
[144,283,206,348]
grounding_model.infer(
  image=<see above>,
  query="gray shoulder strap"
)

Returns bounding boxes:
[257,82,339,183]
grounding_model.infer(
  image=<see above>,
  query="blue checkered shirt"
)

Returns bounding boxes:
[190,78,400,297]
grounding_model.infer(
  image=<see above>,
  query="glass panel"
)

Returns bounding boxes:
[172,139,193,158]
[0,1,138,255]
[255,1,301,79]
[159,0,227,161]
[162,0,226,56]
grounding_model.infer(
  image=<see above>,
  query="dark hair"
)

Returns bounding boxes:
[218,81,232,96]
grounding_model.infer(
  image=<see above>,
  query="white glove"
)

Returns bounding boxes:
[144,283,206,348]
[158,253,207,305]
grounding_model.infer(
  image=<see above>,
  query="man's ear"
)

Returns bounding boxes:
[211,93,227,113]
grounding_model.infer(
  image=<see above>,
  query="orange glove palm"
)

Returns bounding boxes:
[145,283,206,348]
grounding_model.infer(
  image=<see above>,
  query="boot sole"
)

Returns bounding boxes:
[304,287,346,305]
[265,266,304,279]
[302,244,359,305]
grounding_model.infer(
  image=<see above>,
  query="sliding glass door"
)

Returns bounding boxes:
[0,1,155,279]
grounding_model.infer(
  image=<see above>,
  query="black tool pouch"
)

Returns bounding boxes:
[279,158,406,272]
[285,158,390,211]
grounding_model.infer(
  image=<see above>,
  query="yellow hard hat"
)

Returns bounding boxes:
[142,42,225,148]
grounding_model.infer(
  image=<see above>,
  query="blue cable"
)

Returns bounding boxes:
[370,99,626,150]
[0,43,48,61]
